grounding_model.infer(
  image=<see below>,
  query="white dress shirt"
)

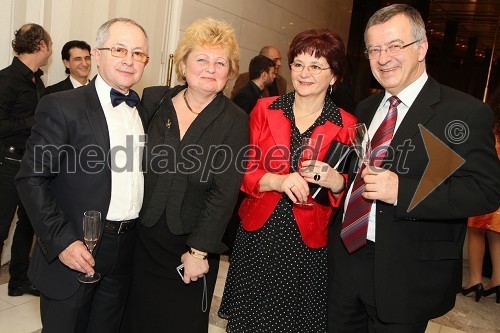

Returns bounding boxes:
[95,75,144,221]
[343,71,428,242]
[69,75,88,88]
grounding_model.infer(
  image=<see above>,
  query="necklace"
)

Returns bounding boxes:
[294,103,323,120]
[183,89,202,115]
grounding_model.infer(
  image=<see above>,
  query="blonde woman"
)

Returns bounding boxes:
[124,18,248,332]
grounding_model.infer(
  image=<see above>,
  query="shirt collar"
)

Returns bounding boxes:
[269,92,344,127]
[250,81,263,95]
[12,56,43,80]
[382,71,428,108]
[95,74,113,106]
[69,75,88,88]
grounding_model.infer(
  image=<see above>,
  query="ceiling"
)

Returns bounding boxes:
[427,0,500,59]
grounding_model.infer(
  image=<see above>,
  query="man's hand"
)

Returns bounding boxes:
[58,240,95,275]
[361,166,399,204]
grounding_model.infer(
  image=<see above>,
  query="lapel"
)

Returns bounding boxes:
[390,76,440,149]
[358,93,383,127]
[267,108,292,152]
[136,102,148,130]
[63,76,73,90]
[180,90,226,145]
[83,79,111,176]
[311,121,342,157]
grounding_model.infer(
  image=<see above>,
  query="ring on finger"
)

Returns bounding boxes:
[314,173,321,181]
[289,184,296,189]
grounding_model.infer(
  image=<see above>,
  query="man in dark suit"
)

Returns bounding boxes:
[0,23,52,297]
[230,45,287,99]
[16,18,149,332]
[232,55,275,114]
[44,40,91,95]
[328,4,500,333]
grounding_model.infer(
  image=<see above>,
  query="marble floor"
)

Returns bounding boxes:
[0,258,498,333]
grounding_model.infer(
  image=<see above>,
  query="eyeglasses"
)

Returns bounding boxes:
[364,39,421,60]
[97,47,149,64]
[290,62,330,75]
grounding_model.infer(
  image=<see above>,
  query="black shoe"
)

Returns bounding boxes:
[483,285,500,304]
[8,283,41,297]
[461,283,483,302]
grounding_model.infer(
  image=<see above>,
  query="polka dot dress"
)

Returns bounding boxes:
[219,93,341,333]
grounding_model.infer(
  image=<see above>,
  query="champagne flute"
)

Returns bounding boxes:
[295,137,319,206]
[348,123,371,166]
[78,211,102,284]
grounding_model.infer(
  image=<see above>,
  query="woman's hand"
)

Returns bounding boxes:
[180,249,209,284]
[259,172,310,203]
[299,160,345,193]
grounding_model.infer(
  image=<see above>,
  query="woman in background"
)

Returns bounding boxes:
[219,28,356,332]
[124,17,248,332]
[462,87,500,303]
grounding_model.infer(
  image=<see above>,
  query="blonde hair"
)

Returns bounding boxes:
[174,17,239,82]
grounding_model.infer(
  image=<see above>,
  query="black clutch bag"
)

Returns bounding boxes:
[310,142,352,206]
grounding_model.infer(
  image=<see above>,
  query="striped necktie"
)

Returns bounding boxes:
[341,96,401,253]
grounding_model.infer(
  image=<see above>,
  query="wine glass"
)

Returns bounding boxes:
[78,210,102,284]
[295,137,319,206]
[348,123,371,166]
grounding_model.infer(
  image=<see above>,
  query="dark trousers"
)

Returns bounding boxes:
[0,156,34,287]
[328,240,428,333]
[40,228,137,333]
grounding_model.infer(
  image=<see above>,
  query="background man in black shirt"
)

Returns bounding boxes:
[0,23,52,296]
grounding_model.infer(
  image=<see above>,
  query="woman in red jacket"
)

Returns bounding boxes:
[219,28,357,332]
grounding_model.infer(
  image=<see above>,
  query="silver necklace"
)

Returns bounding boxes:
[294,103,323,120]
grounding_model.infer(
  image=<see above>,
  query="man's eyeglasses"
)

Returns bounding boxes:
[364,39,421,60]
[290,62,330,75]
[97,47,149,64]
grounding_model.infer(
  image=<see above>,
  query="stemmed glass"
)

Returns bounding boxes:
[348,123,371,166]
[78,210,102,284]
[295,137,319,206]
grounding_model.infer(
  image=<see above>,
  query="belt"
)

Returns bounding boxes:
[103,219,137,234]
[0,143,25,161]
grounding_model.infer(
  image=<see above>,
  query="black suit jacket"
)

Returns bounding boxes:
[16,79,147,300]
[44,76,74,95]
[329,76,500,323]
[232,80,262,114]
[139,85,249,253]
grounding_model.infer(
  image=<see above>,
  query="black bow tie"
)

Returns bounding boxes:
[110,88,139,107]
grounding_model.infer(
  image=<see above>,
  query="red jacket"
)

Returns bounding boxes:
[238,96,357,248]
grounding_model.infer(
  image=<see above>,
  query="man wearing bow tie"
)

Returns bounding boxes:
[16,18,149,333]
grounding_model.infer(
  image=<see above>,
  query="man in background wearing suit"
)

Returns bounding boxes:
[328,4,500,333]
[0,23,52,297]
[230,45,287,99]
[232,55,276,114]
[16,18,149,332]
[44,40,91,95]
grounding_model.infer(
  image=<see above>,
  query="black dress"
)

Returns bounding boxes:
[124,85,248,333]
[219,105,331,333]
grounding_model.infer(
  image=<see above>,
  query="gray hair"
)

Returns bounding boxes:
[364,4,427,46]
[95,18,149,49]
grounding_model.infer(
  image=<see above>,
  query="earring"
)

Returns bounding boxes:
[329,84,333,95]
